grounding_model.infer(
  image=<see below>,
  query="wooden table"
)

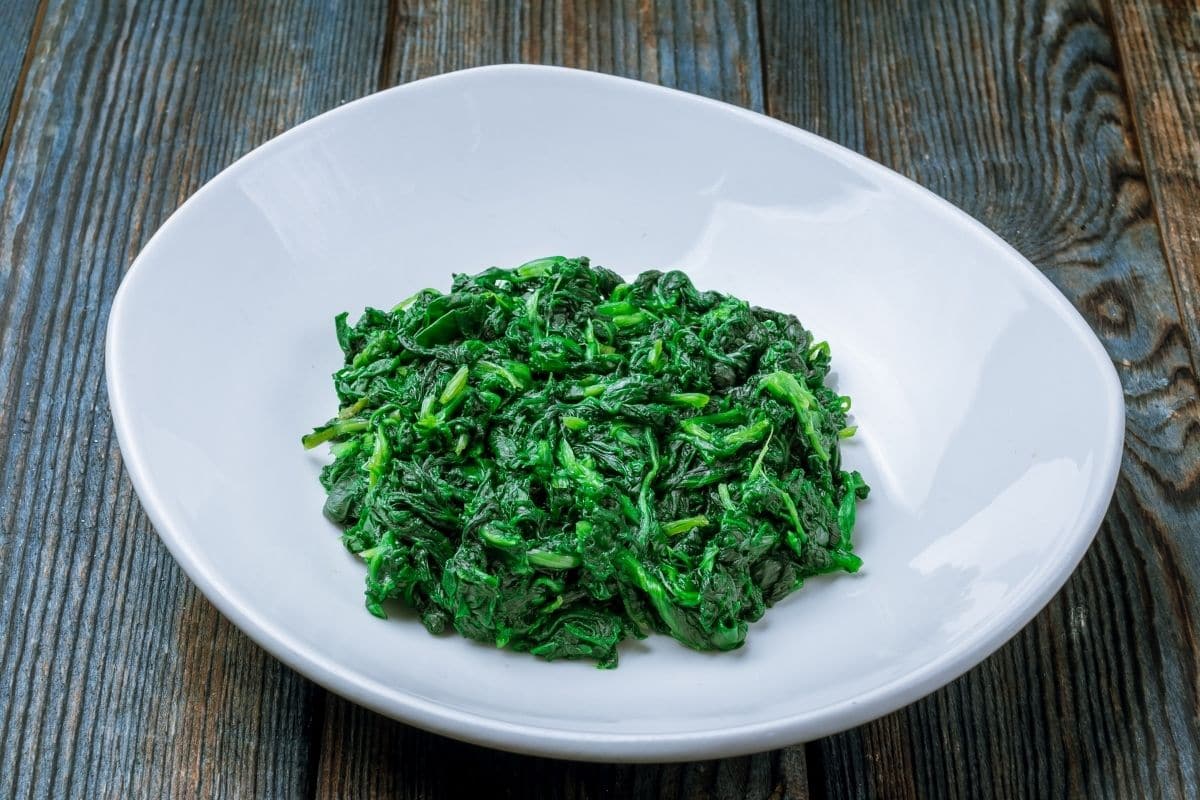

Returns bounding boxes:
[2,1,1197,797]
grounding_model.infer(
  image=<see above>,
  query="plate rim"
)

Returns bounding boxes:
[105,63,1126,761]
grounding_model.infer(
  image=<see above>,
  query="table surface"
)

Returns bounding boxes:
[2,1,1198,797]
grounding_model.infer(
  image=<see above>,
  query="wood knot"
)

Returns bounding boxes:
[1085,282,1134,336]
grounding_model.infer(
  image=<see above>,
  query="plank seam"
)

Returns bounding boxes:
[1099,0,1200,381]
[303,690,328,800]
[754,0,771,117]
[376,0,400,91]
[0,0,48,181]
[804,739,827,800]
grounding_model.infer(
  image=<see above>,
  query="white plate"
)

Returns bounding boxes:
[106,65,1124,761]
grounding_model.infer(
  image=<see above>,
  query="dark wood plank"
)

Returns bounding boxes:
[378,0,764,110]
[0,1,387,797]
[318,697,810,800]
[1109,1,1200,371]
[761,1,1200,798]
[313,2,805,797]
[0,0,45,164]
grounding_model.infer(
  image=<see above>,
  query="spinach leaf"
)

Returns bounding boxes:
[304,257,868,667]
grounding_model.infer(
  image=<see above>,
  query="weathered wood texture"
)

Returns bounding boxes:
[1,0,1198,798]
[0,1,384,797]
[317,695,809,800]
[374,0,763,109]
[761,1,1200,798]
[1110,1,1200,369]
[0,0,44,159]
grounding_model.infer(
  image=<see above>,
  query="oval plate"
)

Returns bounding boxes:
[106,65,1124,761]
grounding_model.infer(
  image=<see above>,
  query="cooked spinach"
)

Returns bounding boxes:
[303,257,868,667]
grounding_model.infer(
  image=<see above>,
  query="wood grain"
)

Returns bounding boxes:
[317,695,810,800]
[1109,1,1200,372]
[761,1,1200,797]
[376,0,764,110]
[0,1,384,796]
[0,0,44,166]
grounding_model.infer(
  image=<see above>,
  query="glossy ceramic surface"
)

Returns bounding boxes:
[106,65,1124,761]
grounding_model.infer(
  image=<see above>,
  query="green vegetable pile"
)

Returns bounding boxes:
[304,257,868,667]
